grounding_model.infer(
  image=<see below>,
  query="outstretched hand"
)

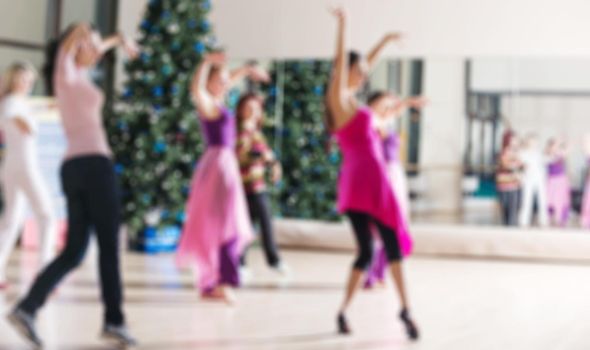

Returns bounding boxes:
[329,6,346,22]
[121,37,140,59]
[205,51,227,65]
[248,65,270,83]
[383,32,403,43]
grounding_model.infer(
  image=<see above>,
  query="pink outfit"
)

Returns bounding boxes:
[55,47,110,159]
[581,163,590,228]
[335,107,412,256]
[176,108,253,292]
[546,159,571,226]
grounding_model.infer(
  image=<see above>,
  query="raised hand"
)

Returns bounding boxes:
[248,65,270,83]
[329,6,346,22]
[383,32,403,43]
[121,37,140,59]
[205,51,227,65]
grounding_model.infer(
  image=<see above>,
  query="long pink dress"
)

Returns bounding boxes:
[335,107,412,256]
[176,108,254,293]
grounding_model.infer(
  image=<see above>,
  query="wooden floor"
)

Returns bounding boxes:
[1,246,589,350]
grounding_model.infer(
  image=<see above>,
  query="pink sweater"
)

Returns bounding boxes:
[54,47,111,159]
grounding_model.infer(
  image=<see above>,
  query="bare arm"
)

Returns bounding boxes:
[60,24,92,56]
[13,117,32,135]
[326,8,354,130]
[190,52,225,119]
[230,63,270,88]
[366,33,402,70]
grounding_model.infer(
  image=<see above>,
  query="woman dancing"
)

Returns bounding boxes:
[546,138,571,227]
[363,91,426,289]
[325,7,418,339]
[8,23,139,348]
[0,62,56,289]
[497,133,523,226]
[176,53,268,303]
[235,92,288,276]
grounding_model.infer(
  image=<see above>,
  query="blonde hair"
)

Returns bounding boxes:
[0,61,37,99]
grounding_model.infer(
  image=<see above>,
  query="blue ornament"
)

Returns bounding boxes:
[123,87,133,98]
[160,210,170,219]
[161,10,171,19]
[200,20,210,31]
[161,65,173,76]
[170,85,179,95]
[201,0,212,11]
[182,185,190,195]
[154,141,167,153]
[269,86,278,97]
[114,163,125,174]
[187,19,197,29]
[140,19,151,30]
[314,85,324,95]
[176,211,186,223]
[193,42,205,54]
[171,41,181,51]
[140,52,151,63]
[329,152,340,164]
[152,86,164,97]
[142,194,152,204]
[152,104,162,112]
[117,121,128,131]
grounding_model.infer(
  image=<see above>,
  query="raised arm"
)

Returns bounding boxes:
[229,63,270,88]
[60,24,93,55]
[390,96,428,118]
[366,32,402,70]
[190,52,225,119]
[326,7,354,130]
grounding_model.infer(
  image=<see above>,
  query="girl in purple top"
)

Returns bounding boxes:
[364,91,427,289]
[325,7,419,340]
[9,23,139,348]
[175,52,268,304]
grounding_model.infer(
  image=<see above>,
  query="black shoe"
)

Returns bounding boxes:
[101,324,138,348]
[7,308,43,349]
[337,313,351,335]
[399,308,420,341]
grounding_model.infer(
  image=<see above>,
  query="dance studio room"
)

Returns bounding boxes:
[1,0,589,349]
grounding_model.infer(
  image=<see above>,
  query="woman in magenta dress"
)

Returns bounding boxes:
[545,138,571,227]
[176,53,267,303]
[325,8,418,339]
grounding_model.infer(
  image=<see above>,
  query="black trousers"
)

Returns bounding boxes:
[19,156,125,326]
[498,190,520,226]
[241,192,281,267]
[346,211,402,270]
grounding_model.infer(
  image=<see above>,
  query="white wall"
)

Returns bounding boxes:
[119,0,590,59]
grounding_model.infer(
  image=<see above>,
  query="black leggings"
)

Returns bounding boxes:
[19,156,125,326]
[241,192,281,267]
[498,190,520,226]
[347,211,402,270]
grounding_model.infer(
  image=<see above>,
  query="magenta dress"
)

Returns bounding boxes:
[546,158,571,226]
[335,107,412,257]
[176,107,254,293]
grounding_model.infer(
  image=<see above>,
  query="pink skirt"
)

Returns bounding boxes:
[581,176,590,228]
[176,147,254,291]
[547,174,571,226]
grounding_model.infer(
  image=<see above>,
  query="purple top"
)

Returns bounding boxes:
[200,107,236,148]
[382,131,400,163]
[548,158,566,176]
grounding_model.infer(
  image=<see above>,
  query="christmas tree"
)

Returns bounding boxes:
[106,0,214,248]
[264,60,341,221]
